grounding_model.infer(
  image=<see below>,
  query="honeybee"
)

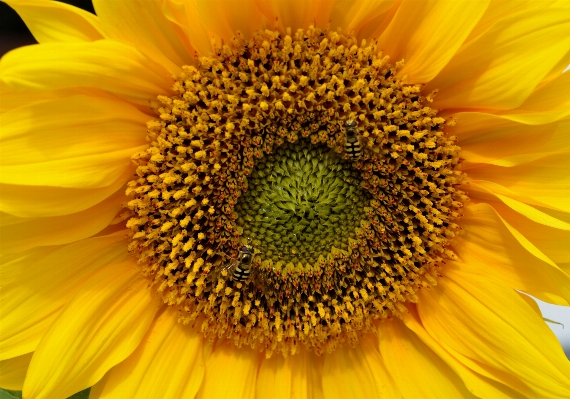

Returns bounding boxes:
[344,120,362,161]
[220,238,255,282]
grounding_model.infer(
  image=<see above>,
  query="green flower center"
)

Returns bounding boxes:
[236,142,368,264]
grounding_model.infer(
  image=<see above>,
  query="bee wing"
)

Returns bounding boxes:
[219,259,240,273]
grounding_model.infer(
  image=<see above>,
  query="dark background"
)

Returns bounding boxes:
[0,0,94,56]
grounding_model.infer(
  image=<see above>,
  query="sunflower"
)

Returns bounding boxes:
[1,0,570,398]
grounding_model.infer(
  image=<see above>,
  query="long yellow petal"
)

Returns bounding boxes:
[377,0,489,83]
[492,194,570,231]
[489,201,570,264]
[464,0,556,44]
[256,352,294,399]
[4,0,106,43]
[471,185,570,264]
[160,0,213,57]
[0,232,128,360]
[0,176,128,219]
[0,187,125,254]
[256,348,328,399]
[402,305,528,399]
[378,318,476,399]
[23,260,161,399]
[454,113,570,167]
[518,292,544,318]
[0,95,147,190]
[559,262,570,276]
[322,337,397,399]
[297,350,326,399]
[194,0,265,49]
[332,0,398,41]
[0,352,33,390]
[456,202,570,305]
[0,40,176,107]
[92,0,195,68]
[426,7,570,110]
[88,373,108,399]
[254,0,335,34]
[498,71,570,124]
[0,86,91,113]
[196,340,261,399]
[466,153,570,213]
[93,308,204,399]
[418,262,570,398]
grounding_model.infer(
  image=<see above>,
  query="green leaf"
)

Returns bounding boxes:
[0,388,22,399]
[68,388,91,399]
[0,388,90,399]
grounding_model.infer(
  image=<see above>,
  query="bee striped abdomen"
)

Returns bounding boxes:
[345,135,361,161]
[344,120,362,161]
[232,265,251,282]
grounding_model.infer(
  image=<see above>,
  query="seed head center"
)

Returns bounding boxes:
[236,142,368,265]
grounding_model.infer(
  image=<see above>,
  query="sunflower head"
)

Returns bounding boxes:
[124,25,466,356]
[4,0,570,398]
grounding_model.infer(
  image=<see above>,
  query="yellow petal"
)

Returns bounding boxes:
[0,86,92,113]
[322,335,400,399]
[332,0,398,41]
[0,352,33,391]
[293,349,326,399]
[23,260,161,399]
[160,0,213,57]
[0,176,129,219]
[401,305,528,399]
[196,340,261,399]
[0,94,147,189]
[0,187,125,254]
[88,373,109,399]
[377,0,489,83]
[257,349,327,399]
[498,71,570,124]
[0,40,176,107]
[254,0,334,33]
[490,201,570,264]
[255,350,323,399]
[0,245,58,285]
[492,193,570,232]
[456,202,570,305]
[464,0,556,44]
[256,353,293,399]
[0,232,128,360]
[93,308,204,399]
[454,113,570,167]
[537,206,570,224]
[518,292,543,318]
[165,0,304,59]
[466,152,570,213]
[476,189,570,265]
[92,0,194,68]
[4,0,106,43]
[418,262,570,398]
[378,318,476,399]
[192,0,265,50]
[426,6,570,110]
[323,338,400,399]
[559,262,570,276]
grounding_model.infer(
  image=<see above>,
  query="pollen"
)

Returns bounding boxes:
[124,25,466,357]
